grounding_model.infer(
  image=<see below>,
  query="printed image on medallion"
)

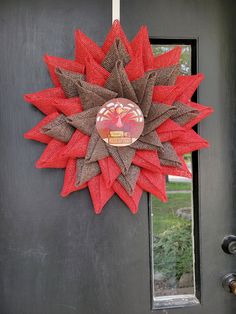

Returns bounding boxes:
[96,98,144,147]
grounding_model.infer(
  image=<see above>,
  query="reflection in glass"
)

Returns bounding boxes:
[151,45,195,299]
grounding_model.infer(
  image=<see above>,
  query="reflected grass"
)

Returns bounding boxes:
[152,193,192,234]
[166,182,191,191]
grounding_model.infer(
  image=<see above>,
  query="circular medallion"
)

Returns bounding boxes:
[96,98,144,147]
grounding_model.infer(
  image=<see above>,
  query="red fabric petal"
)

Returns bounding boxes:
[131,26,154,71]
[176,74,204,102]
[125,47,144,81]
[153,46,182,68]
[24,112,60,144]
[99,156,121,188]
[157,119,185,142]
[153,75,204,106]
[172,129,209,155]
[44,55,85,87]
[36,139,68,168]
[133,150,161,172]
[85,56,109,86]
[183,101,214,129]
[75,30,105,64]
[137,169,167,202]
[60,130,89,158]
[160,156,192,178]
[153,85,181,105]
[24,87,64,115]
[88,175,114,214]
[112,180,143,214]
[102,20,133,57]
[61,158,87,197]
[53,97,82,116]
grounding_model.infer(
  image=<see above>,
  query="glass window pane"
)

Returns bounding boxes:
[151,44,197,305]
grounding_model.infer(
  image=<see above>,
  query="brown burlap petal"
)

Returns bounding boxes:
[66,106,100,136]
[159,142,182,167]
[85,128,110,163]
[130,140,158,151]
[76,80,117,110]
[118,165,140,195]
[105,60,138,103]
[101,38,131,72]
[41,114,74,143]
[143,103,176,135]
[148,64,180,86]
[139,131,163,151]
[132,72,156,117]
[171,101,199,126]
[106,145,135,175]
[76,158,101,186]
[55,67,85,98]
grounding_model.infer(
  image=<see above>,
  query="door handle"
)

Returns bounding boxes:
[222,235,236,255]
[222,273,236,295]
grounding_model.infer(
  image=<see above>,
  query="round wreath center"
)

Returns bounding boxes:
[96,98,144,147]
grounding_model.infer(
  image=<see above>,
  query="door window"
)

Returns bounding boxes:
[150,41,200,309]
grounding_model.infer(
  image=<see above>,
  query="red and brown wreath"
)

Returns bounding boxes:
[24,20,213,214]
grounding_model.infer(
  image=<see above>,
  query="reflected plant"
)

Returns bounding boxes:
[153,221,193,280]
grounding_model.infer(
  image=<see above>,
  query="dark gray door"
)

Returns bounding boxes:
[124,1,235,313]
[0,0,235,313]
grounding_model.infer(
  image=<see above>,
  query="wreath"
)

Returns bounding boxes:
[24,21,213,214]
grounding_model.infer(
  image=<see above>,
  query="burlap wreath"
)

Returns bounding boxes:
[24,20,213,214]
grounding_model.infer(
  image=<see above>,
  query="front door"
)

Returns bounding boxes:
[0,1,235,313]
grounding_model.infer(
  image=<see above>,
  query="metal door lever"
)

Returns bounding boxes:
[222,273,236,295]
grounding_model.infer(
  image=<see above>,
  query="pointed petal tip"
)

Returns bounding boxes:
[139,24,149,34]
[172,46,182,57]
[60,190,69,197]
[74,29,82,37]
[43,54,49,62]
[60,183,86,198]
[208,106,214,114]
[23,132,30,139]
[74,29,87,43]
[112,19,120,25]
[94,207,103,215]
[24,131,42,142]
[130,207,139,214]
[35,160,43,168]
[163,194,168,203]
[174,46,182,51]
[24,94,32,102]
[197,72,205,81]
